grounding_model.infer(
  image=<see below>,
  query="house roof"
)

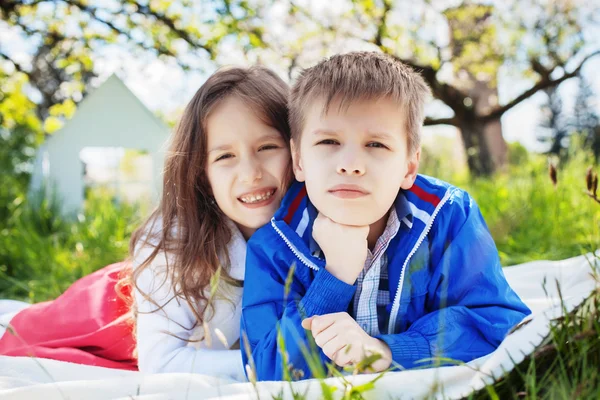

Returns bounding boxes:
[44,74,169,150]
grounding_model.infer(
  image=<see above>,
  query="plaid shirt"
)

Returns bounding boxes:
[350,208,401,336]
[308,197,413,337]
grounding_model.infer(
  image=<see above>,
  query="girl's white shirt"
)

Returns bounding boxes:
[133,218,247,381]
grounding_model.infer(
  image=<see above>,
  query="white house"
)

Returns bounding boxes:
[30,74,170,213]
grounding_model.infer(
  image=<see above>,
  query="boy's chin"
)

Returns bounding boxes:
[323,210,379,227]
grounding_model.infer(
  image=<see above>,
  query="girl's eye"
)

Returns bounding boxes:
[366,142,388,149]
[215,153,234,162]
[316,139,339,145]
[259,144,279,151]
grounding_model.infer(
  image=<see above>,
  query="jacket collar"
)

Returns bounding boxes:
[274,180,416,253]
[270,175,452,272]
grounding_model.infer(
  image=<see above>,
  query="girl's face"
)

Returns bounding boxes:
[206,96,291,240]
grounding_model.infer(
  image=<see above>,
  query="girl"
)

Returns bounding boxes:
[0,65,292,381]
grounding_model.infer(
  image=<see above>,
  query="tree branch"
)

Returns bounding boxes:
[364,1,440,86]
[133,3,215,58]
[25,0,48,6]
[424,117,458,126]
[59,0,196,68]
[483,49,600,121]
[3,0,197,68]
[373,38,465,111]
[57,0,213,59]
[0,50,29,75]
[373,0,392,47]
[376,44,438,82]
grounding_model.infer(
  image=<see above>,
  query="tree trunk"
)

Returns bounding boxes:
[444,3,508,177]
[459,117,507,177]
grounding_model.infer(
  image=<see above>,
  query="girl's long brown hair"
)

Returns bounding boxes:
[119,66,290,341]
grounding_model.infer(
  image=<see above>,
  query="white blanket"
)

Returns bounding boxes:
[0,253,598,400]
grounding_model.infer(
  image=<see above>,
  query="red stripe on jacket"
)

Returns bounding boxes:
[283,186,307,224]
[409,184,441,207]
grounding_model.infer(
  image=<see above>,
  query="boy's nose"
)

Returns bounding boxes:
[337,166,364,175]
[336,152,365,176]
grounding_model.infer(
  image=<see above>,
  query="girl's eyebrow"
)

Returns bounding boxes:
[259,133,285,141]
[209,133,283,153]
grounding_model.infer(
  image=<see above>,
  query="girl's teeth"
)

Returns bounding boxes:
[241,190,274,204]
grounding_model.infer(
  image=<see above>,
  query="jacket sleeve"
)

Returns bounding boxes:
[376,191,531,369]
[241,229,356,381]
[133,246,246,381]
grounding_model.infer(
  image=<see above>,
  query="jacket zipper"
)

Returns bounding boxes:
[271,218,320,271]
[387,189,453,334]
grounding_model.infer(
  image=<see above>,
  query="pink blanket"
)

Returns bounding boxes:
[0,262,136,370]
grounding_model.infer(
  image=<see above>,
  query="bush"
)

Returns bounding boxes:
[0,190,142,302]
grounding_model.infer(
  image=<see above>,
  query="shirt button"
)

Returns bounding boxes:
[362,323,368,330]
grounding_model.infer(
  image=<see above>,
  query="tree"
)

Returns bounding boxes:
[572,75,600,160]
[0,0,264,130]
[243,0,600,176]
[537,86,569,159]
[0,0,268,209]
[536,74,600,161]
[2,0,600,176]
[0,69,44,222]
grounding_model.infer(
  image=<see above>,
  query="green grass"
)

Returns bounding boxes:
[472,282,600,400]
[422,145,600,266]
[0,190,143,302]
[463,154,600,266]
[1,147,599,399]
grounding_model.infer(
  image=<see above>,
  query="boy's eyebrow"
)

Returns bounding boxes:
[311,129,395,141]
[311,129,339,136]
[367,131,395,141]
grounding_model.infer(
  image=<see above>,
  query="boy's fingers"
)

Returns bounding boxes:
[332,344,358,367]
[304,313,346,335]
[314,325,338,348]
[323,337,347,362]
[301,317,313,330]
[310,315,336,336]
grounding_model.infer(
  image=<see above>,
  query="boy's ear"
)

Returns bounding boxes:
[400,149,420,190]
[290,139,306,182]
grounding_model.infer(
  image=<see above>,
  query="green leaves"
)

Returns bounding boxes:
[1,0,269,133]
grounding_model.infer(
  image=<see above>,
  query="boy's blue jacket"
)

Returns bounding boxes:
[241,176,530,381]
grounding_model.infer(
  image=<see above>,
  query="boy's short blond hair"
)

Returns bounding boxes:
[289,51,431,155]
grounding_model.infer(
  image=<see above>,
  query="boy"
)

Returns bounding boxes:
[241,51,530,381]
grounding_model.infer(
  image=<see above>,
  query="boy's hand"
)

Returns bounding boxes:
[312,213,369,285]
[301,312,392,373]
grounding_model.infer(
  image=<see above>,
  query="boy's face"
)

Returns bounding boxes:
[291,97,419,227]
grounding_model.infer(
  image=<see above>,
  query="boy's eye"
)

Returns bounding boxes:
[316,139,339,145]
[215,153,234,162]
[366,142,388,149]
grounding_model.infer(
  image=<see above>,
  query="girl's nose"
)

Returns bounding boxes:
[239,155,263,184]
